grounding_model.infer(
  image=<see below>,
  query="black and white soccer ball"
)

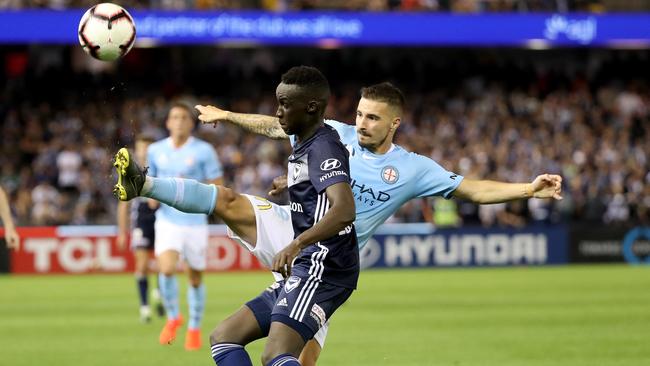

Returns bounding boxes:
[78,3,136,62]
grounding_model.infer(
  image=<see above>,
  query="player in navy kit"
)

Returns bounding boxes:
[261,66,358,366]
[212,66,359,366]
[112,67,357,366]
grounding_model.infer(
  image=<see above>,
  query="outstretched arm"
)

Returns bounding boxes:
[0,187,19,250]
[452,174,563,204]
[195,105,289,140]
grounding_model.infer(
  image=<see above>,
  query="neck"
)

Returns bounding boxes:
[171,135,190,148]
[367,133,393,155]
[296,120,323,143]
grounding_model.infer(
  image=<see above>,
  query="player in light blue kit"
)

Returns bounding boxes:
[113,82,562,365]
[115,102,223,351]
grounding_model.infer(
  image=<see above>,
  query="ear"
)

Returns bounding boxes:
[391,117,401,130]
[307,100,319,114]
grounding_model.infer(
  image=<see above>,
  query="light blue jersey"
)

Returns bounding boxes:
[147,137,222,225]
[295,119,463,248]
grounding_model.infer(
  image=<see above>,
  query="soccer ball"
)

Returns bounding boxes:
[78,3,136,62]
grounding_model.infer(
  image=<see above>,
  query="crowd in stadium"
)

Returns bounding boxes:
[0,0,611,12]
[1,47,648,227]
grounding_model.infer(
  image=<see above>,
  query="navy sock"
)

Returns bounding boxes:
[136,275,148,306]
[211,343,253,366]
[266,353,300,366]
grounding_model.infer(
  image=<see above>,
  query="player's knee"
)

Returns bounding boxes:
[210,321,237,345]
[188,276,202,287]
[299,353,318,366]
[158,265,173,276]
[260,350,277,366]
[216,185,237,207]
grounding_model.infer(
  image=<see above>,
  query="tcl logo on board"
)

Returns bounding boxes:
[12,234,266,274]
[21,238,126,273]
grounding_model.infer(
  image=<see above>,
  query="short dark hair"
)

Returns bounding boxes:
[170,100,196,119]
[281,66,330,98]
[361,82,405,112]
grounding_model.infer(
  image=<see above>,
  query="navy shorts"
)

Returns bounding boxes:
[131,226,155,251]
[246,276,353,342]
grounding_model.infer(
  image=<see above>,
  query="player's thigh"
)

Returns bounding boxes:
[210,305,264,345]
[214,186,256,243]
[228,196,293,267]
[299,339,322,366]
[157,250,179,275]
[182,225,208,272]
[154,220,183,274]
[262,321,305,363]
[133,248,151,274]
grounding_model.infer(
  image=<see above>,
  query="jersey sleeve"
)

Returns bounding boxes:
[201,143,223,181]
[308,141,351,193]
[413,155,463,199]
[324,119,356,145]
[146,145,157,177]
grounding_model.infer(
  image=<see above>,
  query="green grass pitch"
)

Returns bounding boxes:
[1,265,649,366]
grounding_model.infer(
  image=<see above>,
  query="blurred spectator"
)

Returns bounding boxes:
[56,143,82,191]
[1,47,648,226]
[31,180,60,225]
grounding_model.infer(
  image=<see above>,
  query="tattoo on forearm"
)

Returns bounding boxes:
[231,114,289,140]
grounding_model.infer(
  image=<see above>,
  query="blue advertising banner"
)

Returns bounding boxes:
[360,225,568,269]
[1,10,650,46]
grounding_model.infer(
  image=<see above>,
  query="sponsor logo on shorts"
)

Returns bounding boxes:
[284,276,301,293]
[310,304,327,328]
[277,298,288,307]
[253,196,272,210]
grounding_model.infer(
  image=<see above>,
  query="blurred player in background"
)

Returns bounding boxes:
[116,102,224,351]
[114,82,562,365]
[116,134,164,323]
[1,186,20,250]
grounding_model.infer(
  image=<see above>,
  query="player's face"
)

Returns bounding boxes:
[356,98,399,151]
[166,106,194,139]
[134,140,151,166]
[276,82,310,135]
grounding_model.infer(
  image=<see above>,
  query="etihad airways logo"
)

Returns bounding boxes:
[351,178,391,205]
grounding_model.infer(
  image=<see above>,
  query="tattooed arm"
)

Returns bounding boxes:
[195,105,289,140]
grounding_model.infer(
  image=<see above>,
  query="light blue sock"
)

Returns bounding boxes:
[187,283,206,330]
[143,177,217,215]
[159,274,180,320]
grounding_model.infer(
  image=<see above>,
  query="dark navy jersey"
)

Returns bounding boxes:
[130,197,156,233]
[287,124,359,289]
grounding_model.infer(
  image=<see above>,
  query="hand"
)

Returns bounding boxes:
[147,199,160,210]
[116,232,128,251]
[272,240,302,278]
[195,105,230,128]
[268,175,288,196]
[530,174,563,200]
[4,227,19,251]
